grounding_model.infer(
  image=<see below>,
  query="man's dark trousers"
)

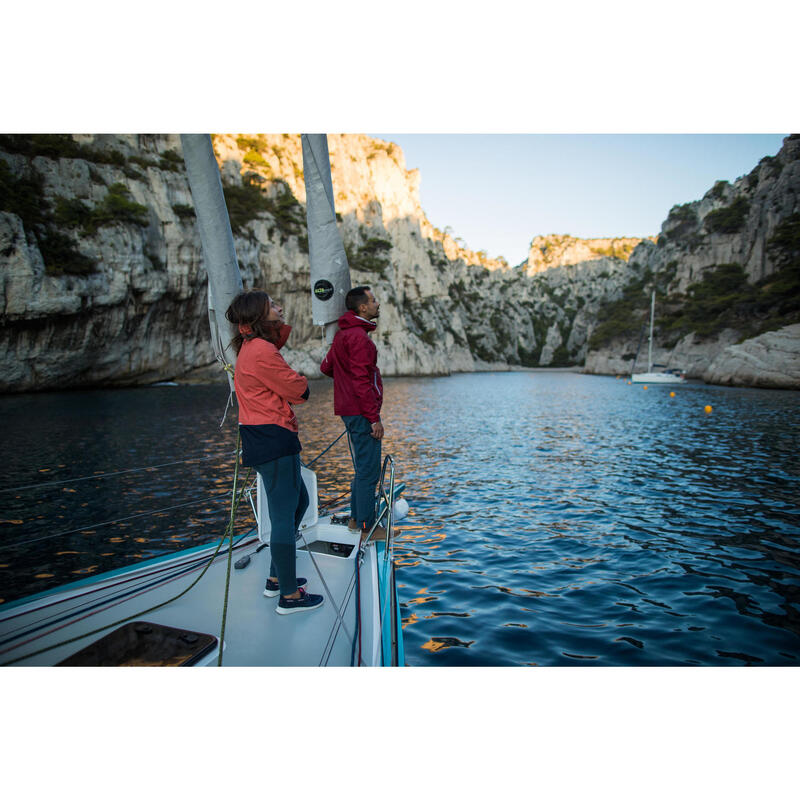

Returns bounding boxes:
[343,415,381,528]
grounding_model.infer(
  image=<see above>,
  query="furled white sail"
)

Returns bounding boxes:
[302,134,351,343]
[180,134,243,381]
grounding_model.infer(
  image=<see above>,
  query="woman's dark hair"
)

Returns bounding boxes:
[225,289,282,354]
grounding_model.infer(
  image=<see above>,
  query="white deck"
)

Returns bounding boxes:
[0,518,387,667]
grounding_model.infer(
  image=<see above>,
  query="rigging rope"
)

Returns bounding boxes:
[352,548,362,666]
[317,490,350,511]
[216,360,236,428]
[0,450,237,494]
[216,431,242,665]
[302,429,347,470]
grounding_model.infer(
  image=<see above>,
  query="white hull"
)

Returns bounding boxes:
[631,372,686,384]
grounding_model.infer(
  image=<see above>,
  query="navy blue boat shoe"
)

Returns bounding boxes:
[276,587,324,615]
[264,577,308,598]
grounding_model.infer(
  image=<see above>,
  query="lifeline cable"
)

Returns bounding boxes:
[318,569,359,666]
[0,492,234,553]
[302,429,347,470]
[318,490,350,511]
[351,548,361,667]
[296,528,354,642]
[0,450,236,494]
[357,548,363,667]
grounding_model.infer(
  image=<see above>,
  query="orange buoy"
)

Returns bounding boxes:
[643,385,648,390]
[669,391,675,398]
[704,405,713,413]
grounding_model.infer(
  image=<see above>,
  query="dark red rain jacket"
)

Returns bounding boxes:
[320,311,383,423]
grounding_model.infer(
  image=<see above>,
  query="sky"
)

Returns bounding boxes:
[371,134,788,267]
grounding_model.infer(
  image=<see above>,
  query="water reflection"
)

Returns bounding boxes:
[382,373,800,666]
[422,637,474,652]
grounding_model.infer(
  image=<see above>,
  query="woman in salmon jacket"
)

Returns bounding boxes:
[225,289,324,616]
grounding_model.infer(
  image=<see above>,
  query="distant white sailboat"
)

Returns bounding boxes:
[631,290,686,384]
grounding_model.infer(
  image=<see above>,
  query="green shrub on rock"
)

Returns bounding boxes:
[158,149,184,172]
[0,160,96,275]
[223,181,272,233]
[709,180,729,200]
[345,234,393,276]
[588,275,651,349]
[667,203,697,225]
[222,177,305,243]
[54,197,93,229]
[767,213,800,266]
[172,203,195,220]
[705,196,750,234]
[38,230,96,275]
[84,183,149,232]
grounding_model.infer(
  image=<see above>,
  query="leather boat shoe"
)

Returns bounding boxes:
[361,524,387,543]
[276,587,325,615]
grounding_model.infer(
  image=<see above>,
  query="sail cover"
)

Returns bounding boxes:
[180,134,243,380]
[302,134,351,342]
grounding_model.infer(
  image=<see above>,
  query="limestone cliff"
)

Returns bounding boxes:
[0,132,645,390]
[523,234,651,275]
[0,133,493,390]
[703,324,800,389]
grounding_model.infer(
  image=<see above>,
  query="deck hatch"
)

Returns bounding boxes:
[56,621,218,667]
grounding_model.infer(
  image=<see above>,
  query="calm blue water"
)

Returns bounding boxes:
[1,372,799,666]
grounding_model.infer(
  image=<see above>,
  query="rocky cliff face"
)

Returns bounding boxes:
[0,133,484,390]
[0,133,647,390]
[1,133,798,392]
[523,234,650,275]
[703,324,800,389]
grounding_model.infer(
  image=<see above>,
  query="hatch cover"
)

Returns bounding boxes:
[56,621,218,667]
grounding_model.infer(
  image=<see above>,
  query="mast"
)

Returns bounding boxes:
[180,134,243,381]
[301,134,351,344]
[647,289,655,373]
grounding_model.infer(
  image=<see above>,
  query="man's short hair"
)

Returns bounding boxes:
[346,286,372,313]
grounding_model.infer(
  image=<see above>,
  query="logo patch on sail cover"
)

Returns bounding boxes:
[313,280,334,301]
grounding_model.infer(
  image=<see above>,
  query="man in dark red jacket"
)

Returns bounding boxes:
[320,286,385,539]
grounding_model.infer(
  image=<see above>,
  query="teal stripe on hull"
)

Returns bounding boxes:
[376,542,404,666]
[1,528,256,612]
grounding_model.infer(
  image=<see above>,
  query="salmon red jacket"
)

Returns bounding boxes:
[320,311,383,423]
[234,324,308,432]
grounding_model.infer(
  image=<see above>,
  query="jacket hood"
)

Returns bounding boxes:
[338,310,377,332]
[240,323,292,349]
[274,323,292,349]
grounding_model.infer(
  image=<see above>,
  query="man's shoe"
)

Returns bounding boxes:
[347,518,359,531]
[276,587,325,615]
[361,524,387,543]
[263,577,307,598]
